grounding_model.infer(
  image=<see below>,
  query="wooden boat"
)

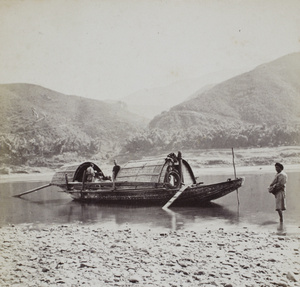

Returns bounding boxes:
[48,152,244,206]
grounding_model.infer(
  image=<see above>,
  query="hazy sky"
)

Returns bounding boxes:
[0,0,299,101]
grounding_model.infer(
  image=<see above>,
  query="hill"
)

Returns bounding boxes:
[0,83,147,167]
[122,53,300,154]
[150,52,300,130]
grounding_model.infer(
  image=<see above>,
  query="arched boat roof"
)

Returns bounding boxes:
[116,157,196,184]
[51,161,104,185]
[51,153,196,185]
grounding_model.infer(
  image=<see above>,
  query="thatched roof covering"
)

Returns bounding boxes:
[116,157,196,185]
[116,159,167,183]
[51,154,196,186]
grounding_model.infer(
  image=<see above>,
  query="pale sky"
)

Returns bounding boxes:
[0,0,299,101]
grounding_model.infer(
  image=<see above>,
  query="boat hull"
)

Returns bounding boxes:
[58,177,244,206]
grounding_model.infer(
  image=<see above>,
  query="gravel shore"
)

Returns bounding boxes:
[0,223,299,287]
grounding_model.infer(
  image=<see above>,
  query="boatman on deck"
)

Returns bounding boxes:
[268,162,287,223]
[112,160,120,190]
[86,163,95,182]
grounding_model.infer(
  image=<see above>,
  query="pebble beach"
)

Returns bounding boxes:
[0,223,299,287]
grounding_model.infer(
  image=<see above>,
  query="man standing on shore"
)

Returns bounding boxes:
[268,162,287,223]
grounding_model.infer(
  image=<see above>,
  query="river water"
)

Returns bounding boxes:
[0,170,299,234]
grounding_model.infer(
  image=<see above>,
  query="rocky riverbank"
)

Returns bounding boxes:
[0,223,299,287]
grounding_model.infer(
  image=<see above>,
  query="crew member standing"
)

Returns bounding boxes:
[112,160,120,190]
[268,162,287,223]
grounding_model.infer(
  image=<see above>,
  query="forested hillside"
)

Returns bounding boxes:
[0,84,147,167]
[122,53,300,154]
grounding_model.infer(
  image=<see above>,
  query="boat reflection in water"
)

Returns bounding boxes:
[54,200,240,232]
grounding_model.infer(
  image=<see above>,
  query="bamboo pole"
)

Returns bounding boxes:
[231,147,240,206]
[13,184,52,198]
[232,147,237,179]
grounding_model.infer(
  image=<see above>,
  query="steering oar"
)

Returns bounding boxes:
[13,183,52,198]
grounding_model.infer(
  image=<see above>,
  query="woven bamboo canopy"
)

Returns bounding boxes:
[51,153,196,187]
[116,157,196,185]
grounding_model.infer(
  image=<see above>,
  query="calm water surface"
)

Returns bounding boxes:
[0,171,299,234]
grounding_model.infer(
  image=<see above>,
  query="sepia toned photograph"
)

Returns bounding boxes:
[0,0,299,286]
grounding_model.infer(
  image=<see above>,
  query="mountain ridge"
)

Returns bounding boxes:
[120,53,300,155]
[149,52,300,130]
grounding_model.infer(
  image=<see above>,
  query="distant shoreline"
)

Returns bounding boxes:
[0,164,299,183]
[1,146,299,182]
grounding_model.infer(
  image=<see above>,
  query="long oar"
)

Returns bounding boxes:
[13,183,52,198]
